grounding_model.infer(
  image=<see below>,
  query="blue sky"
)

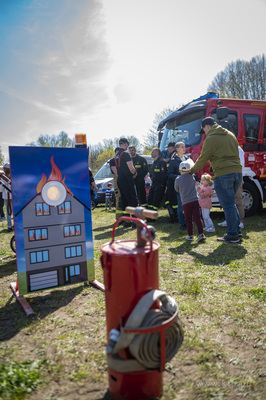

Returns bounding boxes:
[0,0,265,162]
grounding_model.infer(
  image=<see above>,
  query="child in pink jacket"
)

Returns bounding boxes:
[196,173,215,232]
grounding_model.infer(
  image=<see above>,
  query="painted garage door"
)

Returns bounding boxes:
[29,270,58,291]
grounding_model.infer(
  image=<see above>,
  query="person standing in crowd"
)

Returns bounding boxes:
[147,148,167,217]
[175,160,206,242]
[218,145,245,229]
[196,173,215,232]
[162,142,176,165]
[0,163,12,231]
[105,182,113,211]
[109,147,123,219]
[128,145,149,206]
[115,138,138,226]
[163,142,178,222]
[190,117,242,243]
[0,192,5,220]
[168,141,188,229]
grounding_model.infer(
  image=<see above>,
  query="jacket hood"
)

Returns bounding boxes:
[207,123,228,137]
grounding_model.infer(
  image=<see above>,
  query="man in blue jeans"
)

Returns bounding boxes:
[190,117,242,243]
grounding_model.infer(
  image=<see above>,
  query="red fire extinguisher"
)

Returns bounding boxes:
[100,207,184,400]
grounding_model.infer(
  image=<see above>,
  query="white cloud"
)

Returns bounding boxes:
[0,0,265,162]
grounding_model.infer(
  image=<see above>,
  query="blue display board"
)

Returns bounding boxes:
[9,146,94,295]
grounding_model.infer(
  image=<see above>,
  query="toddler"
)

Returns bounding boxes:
[196,173,215,232]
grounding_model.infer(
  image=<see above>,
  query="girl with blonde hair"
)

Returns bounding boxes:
[196,173,215,232]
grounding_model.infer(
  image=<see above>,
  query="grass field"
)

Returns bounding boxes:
[0,205,265,400]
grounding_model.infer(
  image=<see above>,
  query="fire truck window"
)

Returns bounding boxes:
[244,114,260,142]
[211,112,238,137]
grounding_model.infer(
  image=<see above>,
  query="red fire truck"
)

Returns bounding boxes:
[158,92,266,216]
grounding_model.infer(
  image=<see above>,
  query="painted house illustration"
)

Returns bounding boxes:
[16,156,91,292]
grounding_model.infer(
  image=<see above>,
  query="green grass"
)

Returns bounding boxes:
[0,206,265,400]
[0,360,45,400]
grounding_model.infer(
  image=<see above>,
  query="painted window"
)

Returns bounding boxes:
[58,201,71,215]
[65,264,81,282]
[30,250,49,264]
[63,225,81,237]
[28,228,48,241]
[65,245,82,258]
[35,203,50,216]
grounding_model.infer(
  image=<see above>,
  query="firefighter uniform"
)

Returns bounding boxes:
[115,148,138,212]
[165,151,178,221]
[132,154,149,206]
[148,156,167,211]
[109,157,122,219]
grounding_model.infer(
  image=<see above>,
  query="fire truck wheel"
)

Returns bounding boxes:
[242,181,259,217]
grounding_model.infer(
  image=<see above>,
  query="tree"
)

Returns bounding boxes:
[91,147,114,174]
[208,54,266,100]
[27,131,75,147]
[0,148,4,165]
[88,135,141,172]
[143,107,177,152]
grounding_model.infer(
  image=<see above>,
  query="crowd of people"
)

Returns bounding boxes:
[0,117,244,245]
[108,117,244,244]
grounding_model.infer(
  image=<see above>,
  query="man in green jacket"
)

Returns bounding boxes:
[190,117,242,243]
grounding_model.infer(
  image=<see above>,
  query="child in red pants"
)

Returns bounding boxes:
[174,160,206,242]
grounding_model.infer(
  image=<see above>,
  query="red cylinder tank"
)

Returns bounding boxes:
[101,235,162,400]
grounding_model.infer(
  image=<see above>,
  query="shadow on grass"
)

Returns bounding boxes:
[93,223,115,232]
[93,224,135,241]
[169,240,248,265]
[0,283,93,341]
[0,258,17,279]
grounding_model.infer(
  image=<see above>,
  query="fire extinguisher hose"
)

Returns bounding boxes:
[106,290,184,372]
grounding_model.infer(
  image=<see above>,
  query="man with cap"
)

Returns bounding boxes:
[163,142,178,222]
[109,147,123,220]
[128,145,149,206]
[162,142,176,165]
[190,117,242,243]
[115,138,138,225]
[147,148,167,217]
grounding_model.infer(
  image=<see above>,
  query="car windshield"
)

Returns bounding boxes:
[94,162,113,179]
[160,109,205,151]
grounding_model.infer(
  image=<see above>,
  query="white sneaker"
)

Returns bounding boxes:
[218,221,227,227]
[185,236,194,241]
[206,227,215,232]
[239,222,244,229]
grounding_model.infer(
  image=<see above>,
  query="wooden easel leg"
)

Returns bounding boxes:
[89,279,105,292]
[10,281,35,316]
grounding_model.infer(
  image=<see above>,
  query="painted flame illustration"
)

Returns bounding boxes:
[36,156,73,196]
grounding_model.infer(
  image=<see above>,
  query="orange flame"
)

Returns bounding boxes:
[36,173,47,193]
[48,156,62,182]
[36,156,73,197]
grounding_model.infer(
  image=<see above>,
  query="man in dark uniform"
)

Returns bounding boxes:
[163,142,178,222]
[115,138,138,225]
[147,148,167,215]
[128,145,149,206]
[109,147,123,220]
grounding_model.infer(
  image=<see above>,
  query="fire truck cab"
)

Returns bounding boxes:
[158,93,266,216]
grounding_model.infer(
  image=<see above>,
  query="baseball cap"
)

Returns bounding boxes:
[179,159,195,172]
[167,142,175,148]
[119,137,129,145]
[3,162,10,169]
[199,117,216,134]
